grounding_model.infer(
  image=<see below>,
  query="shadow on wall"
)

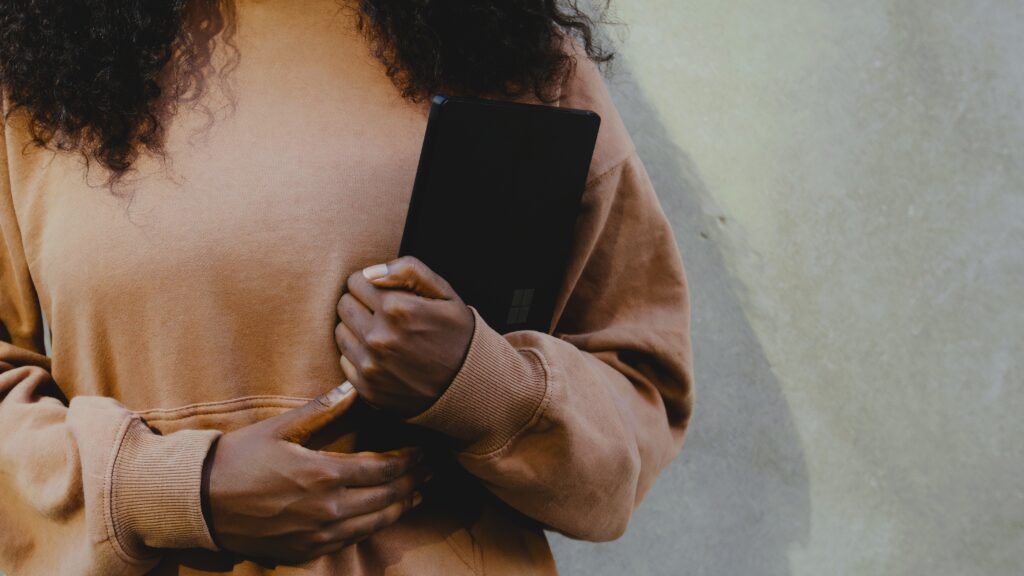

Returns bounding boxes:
[548,57,812,576]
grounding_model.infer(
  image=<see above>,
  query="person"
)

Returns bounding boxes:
[0,0,694,574]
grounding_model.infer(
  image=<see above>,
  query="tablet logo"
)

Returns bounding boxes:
[507,288,534,325]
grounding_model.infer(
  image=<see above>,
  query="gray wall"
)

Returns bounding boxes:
[551,1,1023,575]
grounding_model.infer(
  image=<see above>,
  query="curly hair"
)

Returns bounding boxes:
[0,0,614,187]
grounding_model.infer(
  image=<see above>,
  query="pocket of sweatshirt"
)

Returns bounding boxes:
[136,395,309,433]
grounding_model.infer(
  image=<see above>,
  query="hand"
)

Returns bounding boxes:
[206,382,431,564]
[334,255,475,417]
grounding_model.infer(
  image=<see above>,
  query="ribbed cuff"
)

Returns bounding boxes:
[108,418,223,557]
[406,305,549,455]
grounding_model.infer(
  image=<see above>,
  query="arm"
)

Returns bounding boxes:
[0,116,222,575]
[332,40,693,542]
[403,149,694,541]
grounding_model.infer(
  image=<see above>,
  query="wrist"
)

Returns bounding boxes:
[405,305,550,454]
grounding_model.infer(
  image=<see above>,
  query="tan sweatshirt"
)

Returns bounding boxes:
[0,2,693,574]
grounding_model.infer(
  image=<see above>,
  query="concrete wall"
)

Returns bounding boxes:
[550,1,1024,575]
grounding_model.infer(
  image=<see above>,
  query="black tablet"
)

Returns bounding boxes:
[399,95,601,335]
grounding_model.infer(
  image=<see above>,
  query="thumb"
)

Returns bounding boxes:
[362,256,453,300]
[274,381,358,444]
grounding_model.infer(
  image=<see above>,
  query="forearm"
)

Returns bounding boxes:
[407,305,692,541]
[0,347,221,574]
[405,148,694,541]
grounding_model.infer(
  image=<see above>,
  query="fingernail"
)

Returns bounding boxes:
[412,492,423,507]
[325,381,354,405]
[362,263,389,280]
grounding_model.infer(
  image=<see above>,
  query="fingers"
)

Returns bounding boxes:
[336,292,374,343]
[345,270,384,312]
[234,446,428,564]
[339,462,432,517]
[308,489,424,558]
[334,311,371,381]
[319,446,423,487]
[360,256,453,300]
[335,321,402,397]
[274,382,358,444]
[339,354,367,393]
[345,256,454,318]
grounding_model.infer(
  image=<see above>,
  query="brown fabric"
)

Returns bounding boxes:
[406,305,549,454]
[0,2,693,574]
[110,420,223,555]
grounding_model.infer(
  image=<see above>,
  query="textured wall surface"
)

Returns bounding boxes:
[550,1,1024,575]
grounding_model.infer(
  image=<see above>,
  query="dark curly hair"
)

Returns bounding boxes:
[0,0,614,188]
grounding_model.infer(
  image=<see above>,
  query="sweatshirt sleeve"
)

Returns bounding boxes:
[405,93,695,540]
[0,116,223,575]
